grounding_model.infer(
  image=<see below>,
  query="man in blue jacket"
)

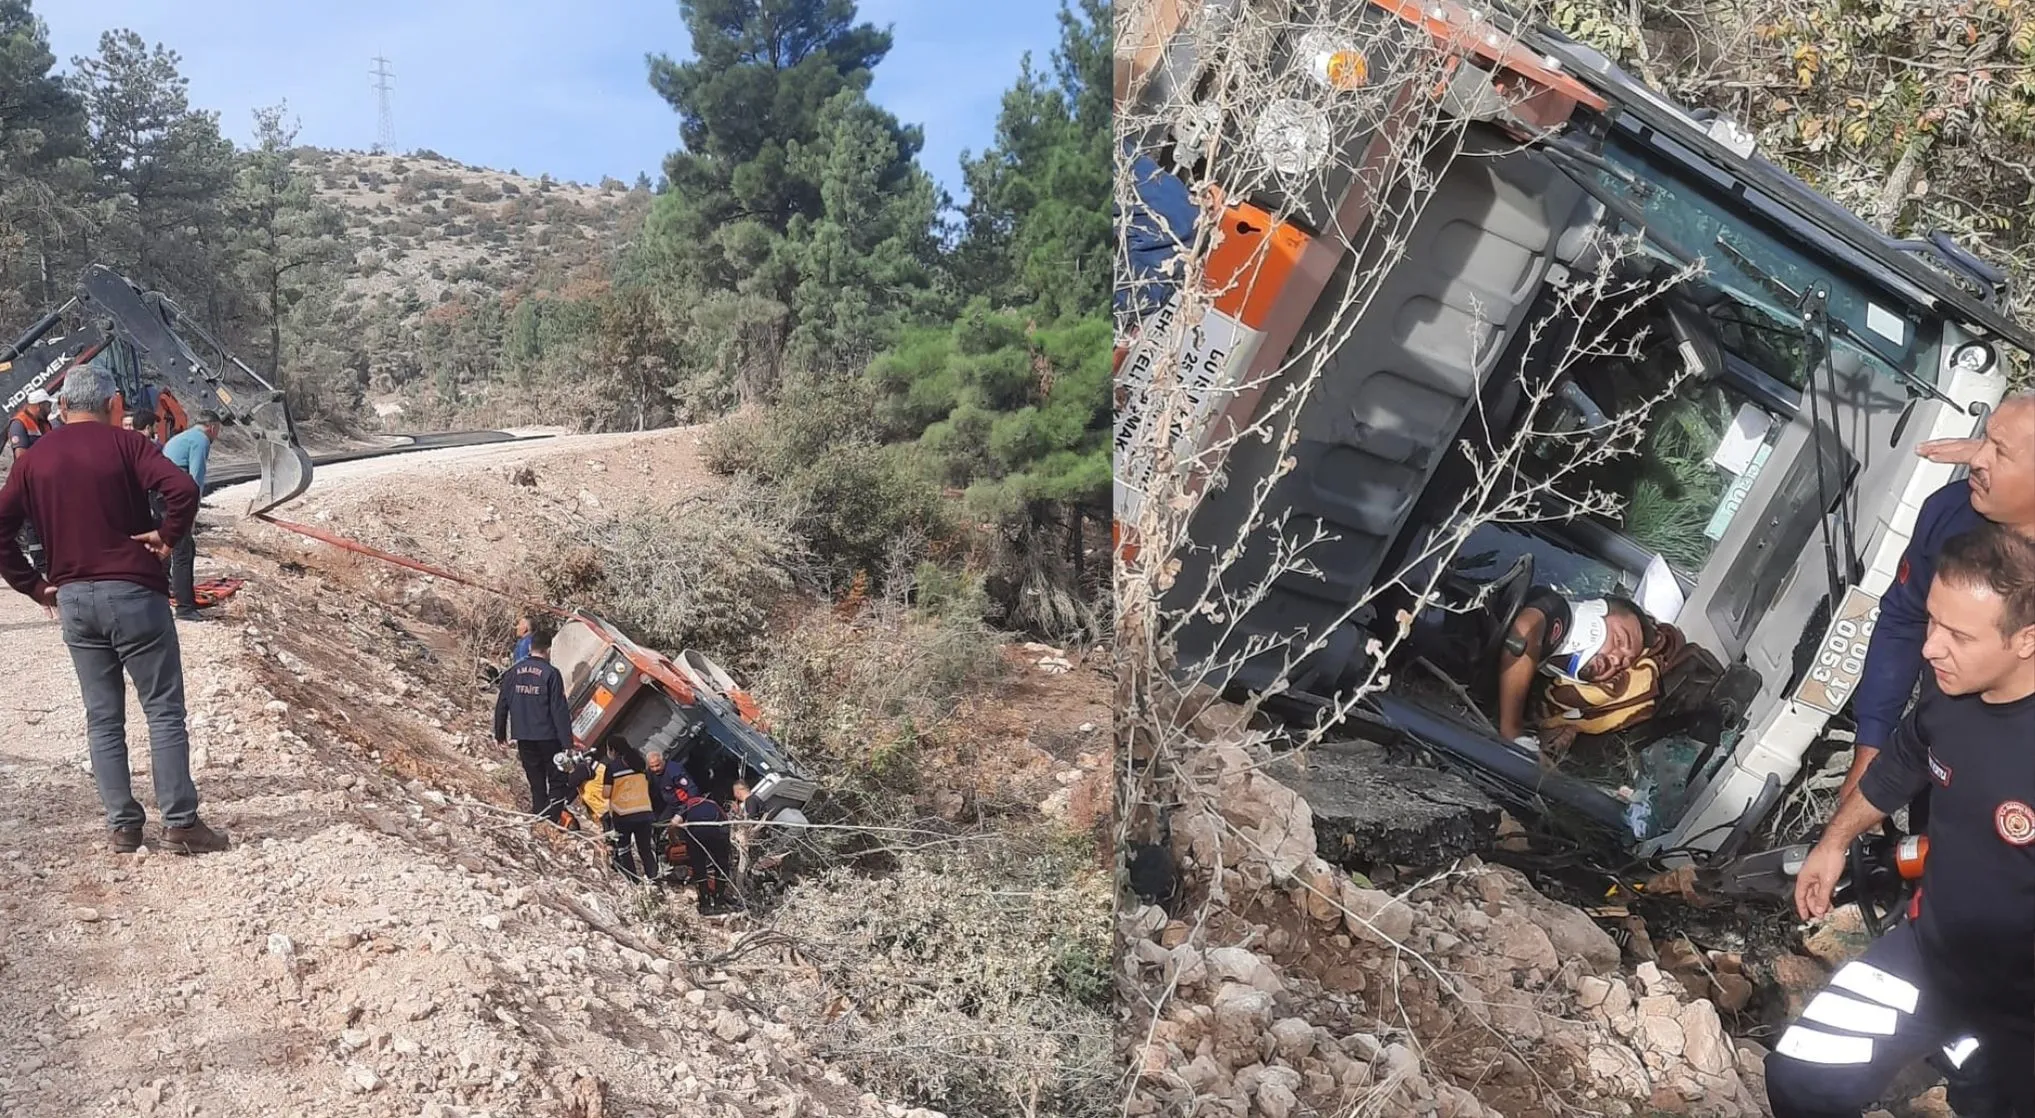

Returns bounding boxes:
[1839,392,2035,808]
[511,614,533,664]
[1766,523,2035,1118]
[493,615,575,825]
[160,411,219,621]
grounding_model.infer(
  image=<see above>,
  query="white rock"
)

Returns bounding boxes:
[1585,1044,1650,1096]
[713,1010,751,1043]
[1267,1017,1315,1063]
[1167,945,1207,989]
[1256,1080,1298,1118]
[1340,884,1413,945]
[1679,1000,1734,1076]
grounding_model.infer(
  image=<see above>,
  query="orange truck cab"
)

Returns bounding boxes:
[550,610,816,823]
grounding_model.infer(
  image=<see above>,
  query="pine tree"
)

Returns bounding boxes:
[639,0,938,393]
[955,0,1110,320]
[232,104,346,380]
[784,89,944,368]
[0,0,89,317]
[70,30,239,318]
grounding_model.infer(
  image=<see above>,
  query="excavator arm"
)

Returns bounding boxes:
[0,264,313,514]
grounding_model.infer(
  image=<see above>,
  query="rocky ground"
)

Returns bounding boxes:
[1118,691,1955,1118]
[0,428,1108,1118]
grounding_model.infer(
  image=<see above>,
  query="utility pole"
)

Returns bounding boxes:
[371,55,395,154]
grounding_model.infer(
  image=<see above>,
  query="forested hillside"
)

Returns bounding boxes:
[1,0,1111,632]
[1562,0,2035,349]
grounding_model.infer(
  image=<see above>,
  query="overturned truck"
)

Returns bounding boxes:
[549,610,817,825]
[1118,0,2032,871]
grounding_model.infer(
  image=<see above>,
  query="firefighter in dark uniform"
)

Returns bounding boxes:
[647,750,739,913]
[491,615,576,825]
[1766,524,2035,1117]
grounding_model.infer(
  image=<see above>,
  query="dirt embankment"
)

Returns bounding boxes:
[1122,694,1779,1118]
[0,428,1107,1118]
[1121,690,1976,1118]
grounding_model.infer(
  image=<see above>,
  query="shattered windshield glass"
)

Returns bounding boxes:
[1593,135,1930,389]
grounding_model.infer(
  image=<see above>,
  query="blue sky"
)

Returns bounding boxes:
[39,0,1067,200]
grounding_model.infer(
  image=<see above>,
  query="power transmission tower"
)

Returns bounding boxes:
[371,55,395,154]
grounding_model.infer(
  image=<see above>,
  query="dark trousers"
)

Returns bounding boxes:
[677,801,734,884]
[168,531,196,610]
[514,739,569,819]
[147,492,198,610]
[1765,921,2031,1117]
[609,815,657,881]
[16,523,45,576]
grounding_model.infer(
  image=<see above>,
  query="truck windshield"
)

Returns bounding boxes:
[1594,135,1930,391]
[1602,380,1762,577]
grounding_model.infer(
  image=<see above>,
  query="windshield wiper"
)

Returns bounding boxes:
[1711,233,1974,414]
[1701,234,1863,610]
[1799,285,1863,603]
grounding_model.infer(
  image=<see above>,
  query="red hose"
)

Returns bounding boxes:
[255,513,566,616]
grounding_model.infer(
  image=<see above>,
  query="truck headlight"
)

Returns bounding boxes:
[1252,99,1331,178]
[1950,341,1996,376]
[1296,29,1367,90]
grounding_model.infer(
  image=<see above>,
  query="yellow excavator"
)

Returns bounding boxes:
[1,264,313,514]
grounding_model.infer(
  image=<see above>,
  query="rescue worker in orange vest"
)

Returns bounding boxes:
[6,390,54,578]
[600,737,659,882]
[6,390,53,456]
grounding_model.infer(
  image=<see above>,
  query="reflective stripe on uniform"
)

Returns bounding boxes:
[1942,1036,1980,1068]
[1775,1025,1875,1066]
[1829,961,1921,1014]
[1800,991,1900,1037]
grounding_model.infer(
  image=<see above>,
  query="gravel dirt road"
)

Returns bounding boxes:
[0,429,922,1118]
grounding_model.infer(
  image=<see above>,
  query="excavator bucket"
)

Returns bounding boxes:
[249,438,314,516]
[235,390,314,516]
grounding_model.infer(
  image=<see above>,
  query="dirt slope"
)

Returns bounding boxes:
[0,428,1093,1118]
[1121,696,1778,1118]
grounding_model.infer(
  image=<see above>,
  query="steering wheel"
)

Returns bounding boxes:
[1479,553,1538,667]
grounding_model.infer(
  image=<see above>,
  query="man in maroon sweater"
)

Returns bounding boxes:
[0,367,229,855]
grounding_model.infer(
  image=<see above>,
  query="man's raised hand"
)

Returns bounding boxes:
[1917,436,1982,465]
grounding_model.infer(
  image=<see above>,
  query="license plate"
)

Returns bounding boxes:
[1793,584,1882,716]
[1704,442,1772,541]
[570,700,604,740]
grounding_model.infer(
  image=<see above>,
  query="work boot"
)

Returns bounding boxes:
[161,820,230,855]
[696,877,745,915]
[109,826,144,854]
[176,608,207,622]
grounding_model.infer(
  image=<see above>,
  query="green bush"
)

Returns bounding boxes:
[765,856,1113,1118]
[781,440,948,586]
[698,380,953,587]
[552,482,813,671]
[699,409,771,476]
[753,608,1004,796]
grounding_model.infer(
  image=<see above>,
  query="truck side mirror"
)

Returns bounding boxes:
[1663,297,1723,384]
